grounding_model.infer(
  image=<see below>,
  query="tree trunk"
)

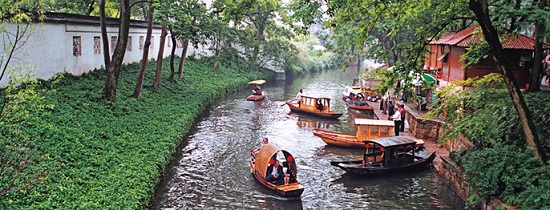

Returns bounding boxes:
[0,25,29,82]
[247,45,260,71]
[178,40,189,78]
[133,5,154,98]
[469,0,548,165]
[169,28,177,81]
[154,24,167,90]
[99,0,110,68]
[103,0,131,101]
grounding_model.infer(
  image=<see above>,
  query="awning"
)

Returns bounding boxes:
[437,52,448,61]
[422,73,436,84]
[411,73,436,86]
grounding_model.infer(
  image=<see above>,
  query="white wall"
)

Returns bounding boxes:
[0,21,183,87]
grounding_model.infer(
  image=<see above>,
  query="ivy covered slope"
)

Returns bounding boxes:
[1,57,274,208]
[432,75,550,209]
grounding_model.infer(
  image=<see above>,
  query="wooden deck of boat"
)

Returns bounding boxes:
[275,182,302,190]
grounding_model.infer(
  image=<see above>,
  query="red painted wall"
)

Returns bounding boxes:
[426,44,532,88]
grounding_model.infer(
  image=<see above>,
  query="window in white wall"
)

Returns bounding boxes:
[167,36,171,47]
[111,36,117,53]
[150,36,154,49]
[93,36,101,54]
[73,36,82,57]
[176,40,182,48]
[127,36,132,51]
[139,36,144,50]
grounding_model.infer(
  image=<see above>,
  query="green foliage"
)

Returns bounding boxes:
[288,35,335,74]
[430,74,550,208]
[1,74,53,199]
[213,0,297,71]
[0,57,273,209]
[451,144,550,209]
[0,0,47,22]
[460,29,490,70]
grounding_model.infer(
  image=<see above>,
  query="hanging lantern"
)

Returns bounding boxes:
[287,156,294,162]
[365,144,371,149]
[380,147,385,152]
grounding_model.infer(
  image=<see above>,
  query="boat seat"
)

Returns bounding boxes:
[275,182,301,190]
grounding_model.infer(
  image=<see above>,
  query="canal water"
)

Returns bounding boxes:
[151,68,464,209]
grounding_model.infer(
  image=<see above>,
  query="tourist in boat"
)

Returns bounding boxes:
[316,99,324,112]
[283,156,295,185]
[253,85,262,95]
[267,159,285,184]
[391,107,401,136]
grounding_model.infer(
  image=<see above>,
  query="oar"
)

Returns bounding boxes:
[280,100,292,106]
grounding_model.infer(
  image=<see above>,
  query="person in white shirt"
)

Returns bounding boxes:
[295,89,304,100]
[391,107,401,136]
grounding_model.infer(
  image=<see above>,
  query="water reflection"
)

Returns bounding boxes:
[296,115,339,130]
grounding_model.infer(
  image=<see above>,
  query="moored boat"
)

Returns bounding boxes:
[285,95,342,119]
[247,80,267,101]
[342,86,378,111]
[313,118,395,148]
[330,136,436,176]
[249,143,304,197]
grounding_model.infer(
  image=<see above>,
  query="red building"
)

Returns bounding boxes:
[424,25,550,88]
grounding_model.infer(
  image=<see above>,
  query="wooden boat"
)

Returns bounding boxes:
[247,79,267,101]
[330,136,436,176]
[285,95,343,119]
[342,86,378,111]
[249,143,305,197]
[247,91,266,101]
[314,118,393,148]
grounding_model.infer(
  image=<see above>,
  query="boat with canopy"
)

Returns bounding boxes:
[249,143,304,197]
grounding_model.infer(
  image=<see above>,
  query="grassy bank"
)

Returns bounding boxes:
[1,57,274,208]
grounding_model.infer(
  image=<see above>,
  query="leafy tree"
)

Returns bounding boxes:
[429,74,550,208]
[469,0,548,164]
[102,0,131,101]
[133,0,153,98]
[46,0,97,15]
[214,0,296,72]
[1,0,47,82]
[167,0,211,77]
[291,0,549,164]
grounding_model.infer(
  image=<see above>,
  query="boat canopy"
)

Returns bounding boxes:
[248,79,266,85]
[348,87,373,94]
[254,144,298,178]
[355,119,394,126]
[363,136,417,148]
[299,94,332,100]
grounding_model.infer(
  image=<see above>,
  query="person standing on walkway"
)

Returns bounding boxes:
[387,100,395,120]
[391,107,401,136]
[399,104,406,132]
